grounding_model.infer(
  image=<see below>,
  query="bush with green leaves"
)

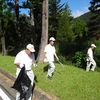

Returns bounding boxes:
[72,51,87,68]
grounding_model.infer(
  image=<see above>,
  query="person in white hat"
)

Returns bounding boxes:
[86,44,97,72]
[44,37,59,79]
[14,44,36,100]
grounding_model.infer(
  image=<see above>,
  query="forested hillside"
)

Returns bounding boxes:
[78,12,95,23]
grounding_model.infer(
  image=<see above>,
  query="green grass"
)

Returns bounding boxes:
[0,54,16,75]
[0,54,100,100]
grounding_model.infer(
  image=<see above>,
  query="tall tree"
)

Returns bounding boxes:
[57,3,74,42]
[72,18,88,43]
[37,0,48,63]
[14,0,19,20]
[22,0,43,45]
[88,0,100,39]
[0,0,8,55]
[49,0,65,38]
[89,0,100,13]
[22,0,36,45]
[7,0,40,46]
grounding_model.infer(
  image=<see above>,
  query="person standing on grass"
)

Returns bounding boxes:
[14,44,37,100]
[86,44,97,72]
[44,37,59,79]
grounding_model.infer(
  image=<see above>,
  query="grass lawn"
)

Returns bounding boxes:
[0,54,100,100]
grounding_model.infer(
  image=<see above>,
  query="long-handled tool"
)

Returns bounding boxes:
[57,60,65,67]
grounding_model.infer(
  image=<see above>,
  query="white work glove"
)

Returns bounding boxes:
[86,58,90,61]
[44,58,48,62]
[87,57,93,62]
[19,63,25,68]
[33,63,37,68]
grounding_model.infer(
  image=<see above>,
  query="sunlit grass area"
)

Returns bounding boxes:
[0,54,100,100]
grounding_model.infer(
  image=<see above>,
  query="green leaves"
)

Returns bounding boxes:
[72,18,88,38]
[72,51,86,68]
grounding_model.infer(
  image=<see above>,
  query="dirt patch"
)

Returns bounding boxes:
[0,72,14,86]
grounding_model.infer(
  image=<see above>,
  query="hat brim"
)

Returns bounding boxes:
[91,45,96,48]
[29,49,35,52]
[50,39,56,41]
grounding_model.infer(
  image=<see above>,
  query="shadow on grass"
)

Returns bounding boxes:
[34,75,38,83]
[32,82,35,95]
[43,64,49,72]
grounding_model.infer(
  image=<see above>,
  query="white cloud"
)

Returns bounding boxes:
[72,10,84,18]
[72,6,89,18]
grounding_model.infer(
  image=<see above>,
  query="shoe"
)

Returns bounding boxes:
[90,69,94,72]
[47,75,52,80]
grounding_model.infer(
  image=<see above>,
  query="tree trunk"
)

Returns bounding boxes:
[14,0,19,21]
[37,0,48,63]
[1,35,6,56]
[30,8,35,45]
[1,19,6,56]
[14,0,21,46]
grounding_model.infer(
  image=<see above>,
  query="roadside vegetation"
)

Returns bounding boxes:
[0,54,100,100]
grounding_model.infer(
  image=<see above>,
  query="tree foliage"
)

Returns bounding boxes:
[72,18,88,42]
[89,0,100,13]
[0,0,12,55]
[88,0,100,40]
[49,0,65,37]
[57,6,74,42]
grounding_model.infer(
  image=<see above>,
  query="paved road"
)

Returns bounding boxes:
[0,85,15,100]
[0,71,16,100]
[0,69,59,100]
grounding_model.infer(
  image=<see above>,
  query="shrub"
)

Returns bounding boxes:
[72,51,87,68]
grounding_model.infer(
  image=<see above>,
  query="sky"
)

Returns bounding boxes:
[20,0,91,18]
[61,0,91,17]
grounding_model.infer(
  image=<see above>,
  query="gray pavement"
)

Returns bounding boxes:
[0,70,16,100]
[0,69,59,100]
[0,85,15,100]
